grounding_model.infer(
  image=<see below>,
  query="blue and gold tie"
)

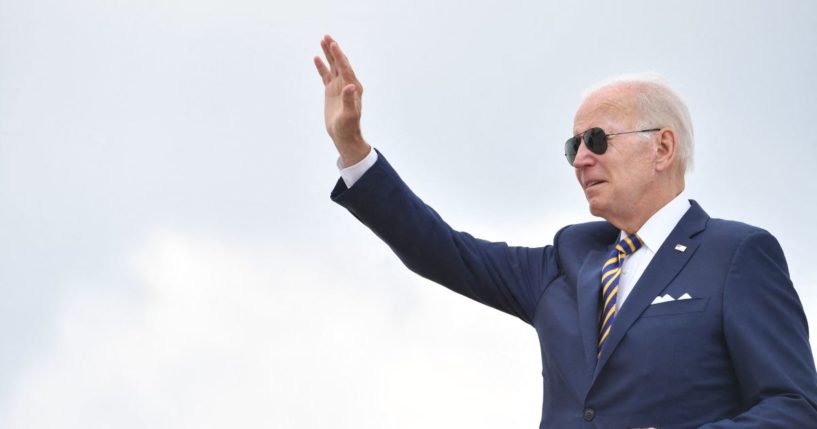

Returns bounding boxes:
[598,233,644,358]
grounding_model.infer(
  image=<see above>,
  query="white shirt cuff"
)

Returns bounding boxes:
[337,148,378,188]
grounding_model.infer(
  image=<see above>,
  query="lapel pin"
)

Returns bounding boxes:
[674,244,687,252]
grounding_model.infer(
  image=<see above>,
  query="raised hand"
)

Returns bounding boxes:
[314,35,370,167]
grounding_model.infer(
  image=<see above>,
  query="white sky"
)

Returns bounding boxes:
[1,0,816,427]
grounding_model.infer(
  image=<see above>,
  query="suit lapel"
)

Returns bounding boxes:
[577,248,609,373]
[591,201,709,383]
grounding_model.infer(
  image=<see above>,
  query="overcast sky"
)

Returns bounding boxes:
[1,0,816,427]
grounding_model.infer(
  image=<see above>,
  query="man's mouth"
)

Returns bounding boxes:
[585,180,605,189]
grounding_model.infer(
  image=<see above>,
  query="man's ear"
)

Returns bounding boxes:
[655,128,677,172]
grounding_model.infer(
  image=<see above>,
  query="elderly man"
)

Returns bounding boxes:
[314,35,817,428]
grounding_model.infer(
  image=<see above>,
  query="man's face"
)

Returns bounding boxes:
[572,88,657,224]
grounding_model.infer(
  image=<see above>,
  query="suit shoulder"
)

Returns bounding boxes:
[704,217,776,243]
[698,218,787,268]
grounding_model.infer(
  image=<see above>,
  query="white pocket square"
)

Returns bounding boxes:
[651,293,694,304]
[651,294,675,304]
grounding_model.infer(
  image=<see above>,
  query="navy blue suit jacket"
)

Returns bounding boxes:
[331,152,817,428]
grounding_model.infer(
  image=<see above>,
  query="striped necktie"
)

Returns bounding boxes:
[598,233,644,358]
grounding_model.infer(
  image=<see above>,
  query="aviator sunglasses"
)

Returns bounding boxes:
[564,127,661,166]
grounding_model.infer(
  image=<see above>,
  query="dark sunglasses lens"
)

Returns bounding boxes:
[585,128,608,155]
[565,128,608,166]
[565,137,580,165]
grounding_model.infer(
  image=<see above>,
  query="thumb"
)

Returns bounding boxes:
[342,84,358,111]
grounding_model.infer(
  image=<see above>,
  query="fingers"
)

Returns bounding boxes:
[315,35,362,95]
[330,41,359,84]
[313,56,331,84]
[320,35,337,76]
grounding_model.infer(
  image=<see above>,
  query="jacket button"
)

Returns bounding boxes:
[583,408,595,421]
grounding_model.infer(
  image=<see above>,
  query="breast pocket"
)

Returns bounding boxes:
[641,297,710,317]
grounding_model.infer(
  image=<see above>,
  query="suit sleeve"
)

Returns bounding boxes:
[330,151,561,324]
[700,230,817,428]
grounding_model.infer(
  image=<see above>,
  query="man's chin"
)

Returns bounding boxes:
[586,200,607,218]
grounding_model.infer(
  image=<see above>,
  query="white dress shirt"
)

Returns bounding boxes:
[338,148,691,310]
[615,192,690,309]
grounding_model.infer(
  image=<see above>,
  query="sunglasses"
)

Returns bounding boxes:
[564,127,661,166]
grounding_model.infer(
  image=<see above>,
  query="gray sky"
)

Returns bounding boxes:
[1,0,816,427]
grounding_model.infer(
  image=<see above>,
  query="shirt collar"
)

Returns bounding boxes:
[619,191,691,253]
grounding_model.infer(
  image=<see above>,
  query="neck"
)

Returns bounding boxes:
[616,182,684,234]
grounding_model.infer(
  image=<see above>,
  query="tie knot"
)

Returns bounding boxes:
[615,233,644,257]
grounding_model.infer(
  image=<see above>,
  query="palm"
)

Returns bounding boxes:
[324,75,355,139]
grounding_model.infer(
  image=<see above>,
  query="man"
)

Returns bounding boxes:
[313,35,817,428]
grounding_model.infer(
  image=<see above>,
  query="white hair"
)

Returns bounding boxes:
[582,72,695,173]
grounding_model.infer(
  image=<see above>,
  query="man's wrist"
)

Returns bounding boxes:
[335,135,370,168]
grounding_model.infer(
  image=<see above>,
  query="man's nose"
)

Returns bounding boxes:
[572,139,596,167]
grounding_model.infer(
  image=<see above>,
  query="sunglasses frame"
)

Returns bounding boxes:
[565,127,661,166]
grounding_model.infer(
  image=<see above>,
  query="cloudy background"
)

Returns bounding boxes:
[1,0,815,427]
